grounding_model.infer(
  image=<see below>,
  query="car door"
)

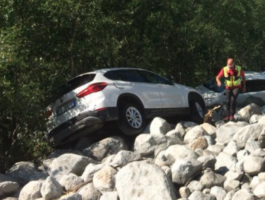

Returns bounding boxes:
[237,80,265,105]
[138,70,186,109]
[111,70,163,109]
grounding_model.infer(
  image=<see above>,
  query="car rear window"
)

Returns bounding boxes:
[203,77,225,93]
[51,74,96,101]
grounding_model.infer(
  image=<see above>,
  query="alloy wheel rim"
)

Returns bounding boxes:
[126,107,142,128]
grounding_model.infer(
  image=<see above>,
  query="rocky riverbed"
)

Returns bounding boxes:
[1,103,265,200]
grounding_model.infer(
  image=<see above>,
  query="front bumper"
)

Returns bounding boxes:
[47,108,118,147]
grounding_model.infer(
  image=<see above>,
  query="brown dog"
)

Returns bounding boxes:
[204,105,221,125]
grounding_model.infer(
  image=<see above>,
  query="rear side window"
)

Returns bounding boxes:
[245,80,265,92]
[104,70,146,82]
[119,70,146,82]
[104,71,120,80]
[138,70,172,85]
[52,74,96,101]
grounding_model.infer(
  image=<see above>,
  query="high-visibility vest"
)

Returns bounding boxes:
[223,65,242,87]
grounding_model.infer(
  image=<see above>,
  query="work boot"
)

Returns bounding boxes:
[229,115,235,121]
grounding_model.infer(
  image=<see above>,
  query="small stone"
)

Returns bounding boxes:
[179,187,191,198]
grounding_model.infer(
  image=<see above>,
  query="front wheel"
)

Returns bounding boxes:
[118,103,145,135]
[190,98,205,124]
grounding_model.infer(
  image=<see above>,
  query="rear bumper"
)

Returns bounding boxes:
[47,108,118,147]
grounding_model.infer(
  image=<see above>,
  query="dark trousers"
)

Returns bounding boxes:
[226,88,240,116]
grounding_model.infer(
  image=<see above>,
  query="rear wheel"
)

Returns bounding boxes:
[118,102,145,135]
[190,97,205,124]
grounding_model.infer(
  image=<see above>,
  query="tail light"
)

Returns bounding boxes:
[77,82,108,98]
[46,109,53,118]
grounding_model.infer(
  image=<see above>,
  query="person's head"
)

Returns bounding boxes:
[227,58,235,69]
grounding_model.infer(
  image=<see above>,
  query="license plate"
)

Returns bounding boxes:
[56,99,76,116]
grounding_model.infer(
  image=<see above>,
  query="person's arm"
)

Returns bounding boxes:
[216,69,223,87]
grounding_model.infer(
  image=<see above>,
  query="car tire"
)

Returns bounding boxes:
[190,97,205,124]
[118,102,145,135]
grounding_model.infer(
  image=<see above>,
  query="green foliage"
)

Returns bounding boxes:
[1,0,265,172]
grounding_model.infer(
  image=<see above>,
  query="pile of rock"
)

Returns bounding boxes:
[1,103,265,200]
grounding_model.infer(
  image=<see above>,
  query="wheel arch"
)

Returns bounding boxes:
[117,93,145,111]
[188,92,206,109]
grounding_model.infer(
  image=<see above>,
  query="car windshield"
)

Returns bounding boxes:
[203,77,225,93]
[51,74,96,102]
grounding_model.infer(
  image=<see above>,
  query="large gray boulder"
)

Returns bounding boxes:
[207,145,224,155]
[184,126,207,144]
[237,103,262,121]
[224,171,243,181]
[201,123,217,137]
[245,138,259,153]
[224,179,240,192]
[93,165,117,193]
[0,181,20,198]
[134,134,156,156]
[150,117,172,136]
[179,186,191,198]
[110,150,141,167]
[200,169,226,188]
[49,153,94,180]
[166,129,183,145]
[6,162,45,185]
[164,145,199,165]
[59,193,82,200]
[188,191,215,200]
[231,189,255,200]
[224,190,237,200]
[198,156,216,170]
[210,186,226,200]
[83,136,128,161]
[171,159,202,185]
[250,176,259,190]
[223,141,239,156]
[187,180,204,192]
[59,173,84,191]
[41,176,63,200]
[258,129,265,148]
[175,123,186,138]
[18,180,43,200]
[215,152,237,171]
[253,181,265,198]
[249,114,263,124]
[77,183,101,200]
[233,123,265,149]
[243,155,265,175]
[81,163,104,182]
[43,150,83,170]
[116,161,176,200]
[189,137,208,150]
[100,192,118,200]
[154,150,169,167]
[216,122,247,145]
[258,116,265,125]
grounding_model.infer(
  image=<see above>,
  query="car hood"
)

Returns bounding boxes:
[196,85,224,107]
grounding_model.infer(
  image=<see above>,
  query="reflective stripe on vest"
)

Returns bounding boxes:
[223,66,242,87]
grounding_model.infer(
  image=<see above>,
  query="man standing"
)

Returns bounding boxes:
[216,58,246,121]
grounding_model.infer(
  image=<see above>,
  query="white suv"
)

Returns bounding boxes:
[46,68,205,147]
